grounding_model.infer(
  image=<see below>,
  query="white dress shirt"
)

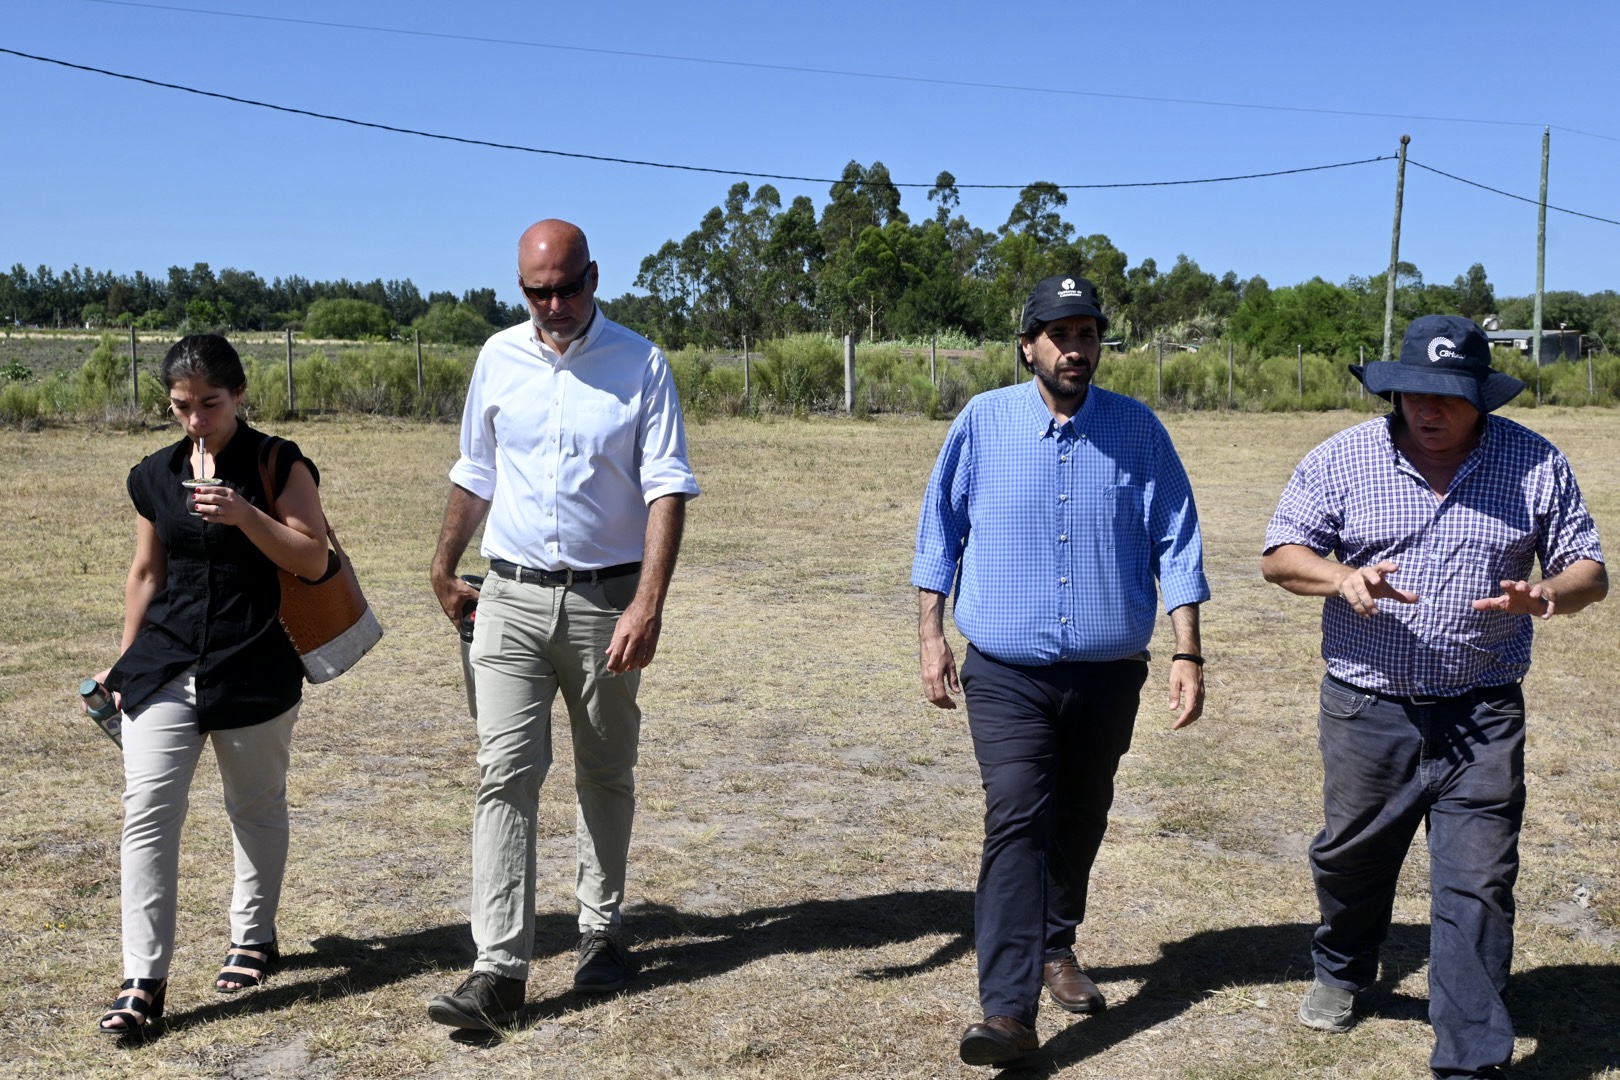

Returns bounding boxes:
[450,307,699,571]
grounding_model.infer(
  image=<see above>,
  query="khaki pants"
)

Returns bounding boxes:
[468,571,641,980]
[120,670,298,979]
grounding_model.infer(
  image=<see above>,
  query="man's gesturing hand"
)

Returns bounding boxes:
[1338,561,1419,618]
[1471,579,1556,620]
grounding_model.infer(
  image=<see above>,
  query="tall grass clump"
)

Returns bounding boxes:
[75,333,130,416]
[242,344,473,420]
[668,346,748,420]
[755,333,842,413]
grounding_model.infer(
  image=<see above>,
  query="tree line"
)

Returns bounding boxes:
[0,262,525,347]
[605,161,1618,355]
[7,159,1618,355]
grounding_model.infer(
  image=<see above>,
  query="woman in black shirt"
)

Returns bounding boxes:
[96,335,330,1035]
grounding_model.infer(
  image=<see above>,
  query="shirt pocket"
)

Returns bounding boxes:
[1099,485,1149,576]
[568,393,636,465]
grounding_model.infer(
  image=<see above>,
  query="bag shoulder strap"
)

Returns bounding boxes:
[257,434,284,521]
[257,435,342,550]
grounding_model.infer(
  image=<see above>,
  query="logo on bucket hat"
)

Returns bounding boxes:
[1427,336,1465,364]
[1021,274,1109,335]
[1350,314,1524,413]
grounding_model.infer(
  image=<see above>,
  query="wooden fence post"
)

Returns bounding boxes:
[415,329,424,395]
[742,334,750,405]
[129,325,138,406]
[930,334,937,387]
[1156,339,1163,404]
[285,328,295,415]
[843,334,855,414]
[1226,341,1233,409]
[1297,343,1304,400]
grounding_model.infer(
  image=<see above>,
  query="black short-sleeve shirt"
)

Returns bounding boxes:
[105,423,320,730]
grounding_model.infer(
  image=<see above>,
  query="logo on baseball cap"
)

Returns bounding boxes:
[1021,274,1109,336]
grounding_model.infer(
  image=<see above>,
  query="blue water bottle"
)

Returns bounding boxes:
[79,678,124,749]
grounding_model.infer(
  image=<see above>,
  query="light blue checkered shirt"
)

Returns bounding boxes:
[1264,414,1604,696]
[913,381,1209,665]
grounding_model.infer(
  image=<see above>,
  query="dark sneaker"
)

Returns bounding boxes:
[573,929,631,993]
[1297,979,1355,1033]
[427,970,526,1030]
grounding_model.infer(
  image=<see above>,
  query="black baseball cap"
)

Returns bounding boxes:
[1020,274,1109,336]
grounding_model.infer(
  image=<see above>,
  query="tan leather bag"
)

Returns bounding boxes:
[258,437,382,683]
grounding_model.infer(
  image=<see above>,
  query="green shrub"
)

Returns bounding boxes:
[303,298,394,341]
[755,333,843,413]
[77,333,132,414]
[0,383,43,423]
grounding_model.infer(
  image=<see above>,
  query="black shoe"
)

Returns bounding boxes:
[959,1015,1039,1066]
[98,978,166,1036]
[573,929,631,993]
[217,939,279,993]
[427,970,526,1030]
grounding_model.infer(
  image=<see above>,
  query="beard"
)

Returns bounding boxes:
[1033,361,1092,402]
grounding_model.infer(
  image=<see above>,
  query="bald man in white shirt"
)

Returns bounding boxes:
[427,219,699,1031]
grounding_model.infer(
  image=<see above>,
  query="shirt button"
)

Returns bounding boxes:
[1059,616,1069,625]
[1059,577,1068,585]
[1060,455,1069,462]
[1059,534,1068,542]
[1059,493,1068,502]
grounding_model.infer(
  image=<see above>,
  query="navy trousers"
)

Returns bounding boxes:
[1311,675,1526,1080]
[960,644,1147,1025]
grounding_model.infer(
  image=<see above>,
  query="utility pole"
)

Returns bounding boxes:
[1381,135,1411,362]
[1532,127,1549,393]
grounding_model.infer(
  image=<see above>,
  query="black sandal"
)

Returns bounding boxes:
[98,977,166,1035]
[216,940,279,993]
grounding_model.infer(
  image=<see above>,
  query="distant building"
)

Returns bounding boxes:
[1484,329,1583,364]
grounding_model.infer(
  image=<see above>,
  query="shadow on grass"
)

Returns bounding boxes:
[123,899,1620,1078]
[1012,920,1619,1080]
[125,888,975,1045]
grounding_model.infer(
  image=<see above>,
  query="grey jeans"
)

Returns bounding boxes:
[468,570,642,980]
[120,669,298,979]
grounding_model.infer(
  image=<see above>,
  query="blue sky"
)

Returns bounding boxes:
[4,0,1617,308]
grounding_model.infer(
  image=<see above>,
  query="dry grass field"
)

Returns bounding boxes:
[0,408,1615,1079]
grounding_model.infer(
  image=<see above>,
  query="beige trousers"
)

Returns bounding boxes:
[468,571,642,981]
[120,670,298,979]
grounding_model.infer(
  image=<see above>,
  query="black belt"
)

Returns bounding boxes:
[1328,674,1517,709]
[488,559,640,587]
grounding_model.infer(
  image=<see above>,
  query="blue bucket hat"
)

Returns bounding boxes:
[1349,314,1524,413]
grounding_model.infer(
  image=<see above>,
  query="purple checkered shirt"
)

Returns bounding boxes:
[1264,414,1604,696]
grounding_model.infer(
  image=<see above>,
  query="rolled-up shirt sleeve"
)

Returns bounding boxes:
[912,413,972,596]
[448,352,498,500]
[636,347,701,504]
[1537,451,1604,576]
[1264,449,1341,558]
[1146,431,1210,612]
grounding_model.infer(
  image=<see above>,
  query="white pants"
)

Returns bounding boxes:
[119,670,298,979]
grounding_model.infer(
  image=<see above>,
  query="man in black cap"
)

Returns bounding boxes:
[1262,314,1607,1079]
[913,273,1210,1066]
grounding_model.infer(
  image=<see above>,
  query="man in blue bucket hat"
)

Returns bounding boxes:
[1261,314,1608,1078]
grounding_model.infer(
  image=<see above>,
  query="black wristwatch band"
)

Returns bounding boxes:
[1171,653,1205,666]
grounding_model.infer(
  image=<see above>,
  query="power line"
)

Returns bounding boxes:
[0,47,1391,191]
[1409,160,1620,227]
[77,0,1619,142]
[7,44,1618,228]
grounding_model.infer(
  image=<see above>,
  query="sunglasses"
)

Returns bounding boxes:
[519,262,594,304]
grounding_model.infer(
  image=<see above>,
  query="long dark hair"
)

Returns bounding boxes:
[161,334,247,393]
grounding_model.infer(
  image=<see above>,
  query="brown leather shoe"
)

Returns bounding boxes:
[959,1015,1038,1066]
[1044,954,1106,1014]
